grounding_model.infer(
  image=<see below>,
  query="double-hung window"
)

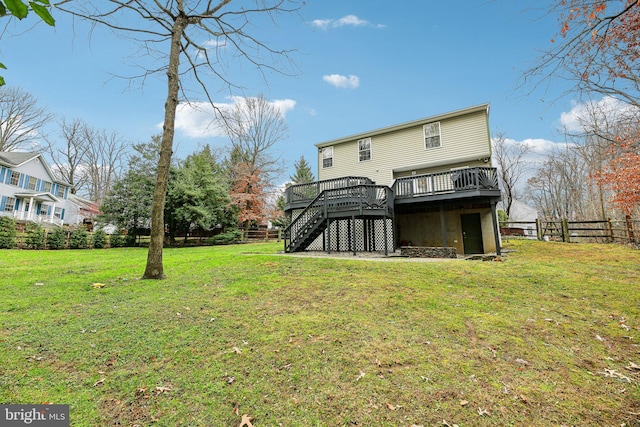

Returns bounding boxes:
[4,197,16,212]
[423,122,441,149]
[358,138,371,162]
[44,181,52,193]
[27,176,37,190]
[57,186,66,198]
[322,147,333,169]
[9,171,20,186]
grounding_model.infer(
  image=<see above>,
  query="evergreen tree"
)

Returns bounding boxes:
[289,155,315,184]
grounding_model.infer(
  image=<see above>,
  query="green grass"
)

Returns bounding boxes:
[1,240,639,426]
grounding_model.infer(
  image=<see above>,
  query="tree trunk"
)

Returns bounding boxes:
[142,15,187,279]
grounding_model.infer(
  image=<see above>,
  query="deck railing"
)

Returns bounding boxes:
[285,176,374,205]
[393,167,499,199]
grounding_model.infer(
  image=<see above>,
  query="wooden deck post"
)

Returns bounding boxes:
[490,200,501,255]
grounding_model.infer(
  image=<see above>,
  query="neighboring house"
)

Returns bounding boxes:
[283,104,503,255]
[67,193,101,228]
[503,200,538,239]
[0,152,75,227]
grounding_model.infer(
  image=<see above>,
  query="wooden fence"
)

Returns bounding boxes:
[500,215,639,244]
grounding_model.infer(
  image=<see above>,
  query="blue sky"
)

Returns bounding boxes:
[1,1,586,182]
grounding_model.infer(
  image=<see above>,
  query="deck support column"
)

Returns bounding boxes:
[327,218,331,254]
[352,216,357,256]
[490,200,502,255]
[440,204,448,247]
[383,217,389,256]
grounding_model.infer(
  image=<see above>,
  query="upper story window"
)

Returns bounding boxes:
[423,122,441,149]
[44,181,52,193]
[9,171,20,186]
[322,146,333,169]
[57,185,66,198]
[4,197,16,212]
[27,176,37,190]
[358,138,371,162]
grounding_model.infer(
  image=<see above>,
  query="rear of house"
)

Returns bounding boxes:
[284,104,502,256]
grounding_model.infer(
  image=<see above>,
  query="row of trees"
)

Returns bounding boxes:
[496,0,640,221]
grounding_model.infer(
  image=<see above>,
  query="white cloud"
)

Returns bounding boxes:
[323,74,360,89]
[311,15,385,30]
[168,96,297,139]
[559,96,637,133]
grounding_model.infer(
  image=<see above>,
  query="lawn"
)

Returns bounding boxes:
[0,240,639,426]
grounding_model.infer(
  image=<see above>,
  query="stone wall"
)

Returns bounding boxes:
[400,246,457,258]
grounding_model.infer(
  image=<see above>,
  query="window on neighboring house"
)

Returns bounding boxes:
[54,207,63,219]
[57,186,66,198]
[27,176,37,190]
[39,204,49,216]
[358,138,371,162]
[423,122,441,149]
[9,171,20,186]
[4,197,16,212]
[44,181,52,193]
[322,146,333,169]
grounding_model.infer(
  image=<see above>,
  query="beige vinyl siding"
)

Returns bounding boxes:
[318,109,491,187]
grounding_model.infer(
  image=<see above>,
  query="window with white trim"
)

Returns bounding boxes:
[27,176,37,190]
[57,186,66,198]
[9,171,20,186]
[4,197,16,212]
[54,207,63,219]
[322,146,333,169]
[423,122,441,149]
[358,138,371,162]
[44,181,52,193]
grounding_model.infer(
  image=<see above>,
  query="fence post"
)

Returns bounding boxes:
[626,215,635,243]
[607,218,614,242]
[562,218,569,243]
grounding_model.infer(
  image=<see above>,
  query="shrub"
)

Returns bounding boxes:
[109,231,125,248]
[209,229,242,245]
[24,222,46,249]
[0,216,17,249]
[69,228,89,249]
[47,227,67,249]
[92,229,108,249]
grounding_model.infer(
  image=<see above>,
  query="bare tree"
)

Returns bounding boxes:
[46,118,91,194]
[223,94,288,182]
[0,86,53,152]
[46,118,129,203]
[83,127,130,205]
[59,1,302,279]
[523,1,640,107]
[492,133,531,218]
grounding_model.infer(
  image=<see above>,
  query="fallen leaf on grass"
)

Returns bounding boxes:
[515,358,529,365]
[226,376,236,385]
[93,378,106,387]
[35,282,44,286]
[92,283,106,289]
[386,402,402,411]
[442,420,459,427]
[626,362,640,371]
[599,369,632,383]
[356,371,365,381]
[233,346,242,354]
[477,408,490,416]
[459,400,469,406]
[239,414,254,427]
[155,386,172,394]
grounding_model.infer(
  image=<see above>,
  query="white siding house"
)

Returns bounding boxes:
[0,152,76,227]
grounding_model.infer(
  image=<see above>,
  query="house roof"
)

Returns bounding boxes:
[0,151,39,166]
[315,103,490,149]
[0,151,71,187]
[13,191,60,203]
